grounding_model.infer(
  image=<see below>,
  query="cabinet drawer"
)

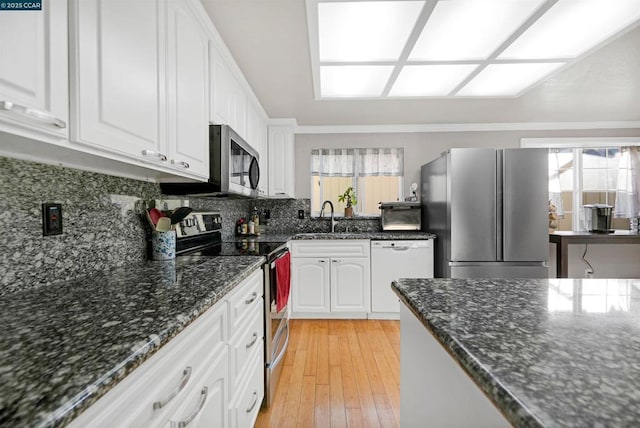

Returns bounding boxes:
[163,348,229,428]
[69,302,227,427]
[290,240,370,258]
[227,269,263,335]
[229,308,264,395]
[229,344,265,428]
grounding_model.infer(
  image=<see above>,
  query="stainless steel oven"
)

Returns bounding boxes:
[263,246,290,408]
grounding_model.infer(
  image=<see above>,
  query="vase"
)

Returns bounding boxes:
[344,207,353,218]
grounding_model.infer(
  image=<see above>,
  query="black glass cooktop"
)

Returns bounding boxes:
[180,241,287,258]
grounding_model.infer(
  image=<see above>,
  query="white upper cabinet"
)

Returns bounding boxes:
[69,0,209,180]
[246,103,268,196]
[268,121,296,198]
[0,0,68,141]
[209,45,247,139]
[0,0,269,184]
[69,0,167,165]
[209,45,232,126]
[166,0,210,178]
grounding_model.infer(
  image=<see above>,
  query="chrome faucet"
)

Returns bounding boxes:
[320,200,337,233]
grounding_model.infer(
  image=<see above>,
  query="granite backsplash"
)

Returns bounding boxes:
[0,156,382,294]
[184,197,381,239]
[0,157,160,294]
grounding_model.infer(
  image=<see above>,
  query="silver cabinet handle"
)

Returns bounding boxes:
[246,332,258,349]
[246,391,258,414]
[171,386,208,428]
[245,291,258,305]
[332,259,340,263]
[318,260,326,263]
[153,367,192,410]
[0,100,66,128]
[171,160,190,169]
[141,149,168,162]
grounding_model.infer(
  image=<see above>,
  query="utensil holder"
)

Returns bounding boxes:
[151,230,176,260]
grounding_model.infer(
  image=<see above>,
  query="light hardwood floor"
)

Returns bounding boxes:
[255,319,401,428]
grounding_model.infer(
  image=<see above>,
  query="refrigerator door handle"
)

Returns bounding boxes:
[496,150,503,262]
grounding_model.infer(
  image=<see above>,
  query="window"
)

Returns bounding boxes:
[311,148,404,216]
[523,138,640,231]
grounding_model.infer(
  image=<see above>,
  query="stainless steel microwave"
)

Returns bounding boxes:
[160,124,260,197]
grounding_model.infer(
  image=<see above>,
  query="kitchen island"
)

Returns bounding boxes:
[549,230,640,277]
[0,255,264,427]
[392,277,640,427]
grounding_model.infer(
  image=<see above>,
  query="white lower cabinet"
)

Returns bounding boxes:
[290,240,370,318]
[227,270,264,428]
[291,258,331,313]
[69,269,264,428]
[163,349,229,428]
[229,344,264,428]
[331,257,370,312]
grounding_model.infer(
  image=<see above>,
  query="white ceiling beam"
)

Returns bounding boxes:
[448,0,559,96]
[381,0,437,97]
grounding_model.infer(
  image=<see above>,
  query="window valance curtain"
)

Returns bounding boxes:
[311,148,404,177]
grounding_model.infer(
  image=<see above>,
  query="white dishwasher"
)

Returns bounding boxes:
[370,240,434,316]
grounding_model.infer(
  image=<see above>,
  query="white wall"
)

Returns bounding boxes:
[294,127,640,198]
[295,127,640,278]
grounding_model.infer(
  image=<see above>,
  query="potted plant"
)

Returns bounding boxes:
[338,186,357,218]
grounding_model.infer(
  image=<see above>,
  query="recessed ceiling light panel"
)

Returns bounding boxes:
[500,0,640,59]
[457,63,565,96]
[308,0,640,98]
[389,65,479,96]
[410,0,545,61]
[320,65,394,97]
[318,1,425,62]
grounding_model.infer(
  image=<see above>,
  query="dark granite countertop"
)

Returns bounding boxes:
[0,255,264,428]
[392,277,640,427]
[228,231,435,241]
[290,231,436,240]
[225,234,293,243]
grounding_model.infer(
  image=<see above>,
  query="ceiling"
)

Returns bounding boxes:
[200,0,640,127]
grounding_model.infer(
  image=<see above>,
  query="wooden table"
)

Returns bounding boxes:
[549,230,640,278]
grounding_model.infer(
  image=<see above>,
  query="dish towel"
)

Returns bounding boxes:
[275,252,291,313]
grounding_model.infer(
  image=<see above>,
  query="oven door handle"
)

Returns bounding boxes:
[269,320,290,369]
[269,248,290,266]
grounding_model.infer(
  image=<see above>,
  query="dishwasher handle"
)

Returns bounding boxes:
[390,246,410,251]
[371,240,432,250]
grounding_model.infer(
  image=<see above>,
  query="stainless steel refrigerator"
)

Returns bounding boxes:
[421,148,548,278]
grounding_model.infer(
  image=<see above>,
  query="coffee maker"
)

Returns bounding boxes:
[583,204,614,233]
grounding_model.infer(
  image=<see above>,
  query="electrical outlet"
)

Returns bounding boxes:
[263,209,271,220]
[42,203,63,236]
[298,209,305,220]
